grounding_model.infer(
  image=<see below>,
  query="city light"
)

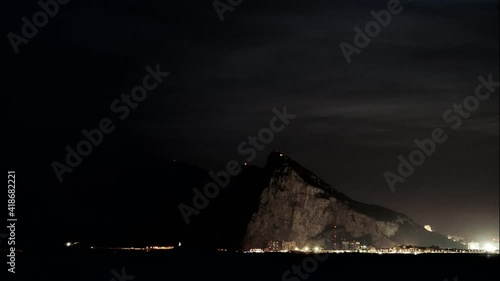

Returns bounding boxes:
[242,239,499,255]
[483,243,496,253]
[65,241,79,247]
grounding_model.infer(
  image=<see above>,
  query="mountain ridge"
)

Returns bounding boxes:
[242,152,463,250]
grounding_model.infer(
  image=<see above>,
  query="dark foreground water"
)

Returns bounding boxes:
[6,250,499,281]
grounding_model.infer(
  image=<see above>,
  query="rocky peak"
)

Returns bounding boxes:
[265,152,351,203]
[243,153,463,250]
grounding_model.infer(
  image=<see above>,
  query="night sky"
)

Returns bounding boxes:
[5,0,499,242]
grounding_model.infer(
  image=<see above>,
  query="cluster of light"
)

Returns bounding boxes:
[146,246,174,250]
[467,241,499,252]
[483,243,497,253]
[297,246,321,252]
[248,248,264,253]
[117,247,139,250]
[240,246,498,255]
[65,241,79,247]
[468,242,480,250]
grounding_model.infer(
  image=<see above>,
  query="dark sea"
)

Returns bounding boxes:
[7,250,499,281]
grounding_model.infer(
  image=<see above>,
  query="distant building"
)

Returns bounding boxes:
[342,241,350,250]
[468,242,480,250]
[332,225,337,249]
[282,241,296,251]
[483,242,499,252]
[267,240,280,252]
[424,225,433,232]
[248,248,264,253]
